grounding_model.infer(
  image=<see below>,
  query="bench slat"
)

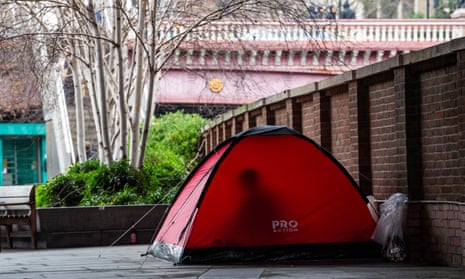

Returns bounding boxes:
[0,184,37,249]
[0,185,35,196]
[0,214,30,219]
[0,198,32,205]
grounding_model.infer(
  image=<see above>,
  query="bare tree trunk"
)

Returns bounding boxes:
[82,59,104,161]
[136,0,160,169]
[87,0,112,164]
[130,0,147,167]
[71,46,86,163]
[115,0,128,160]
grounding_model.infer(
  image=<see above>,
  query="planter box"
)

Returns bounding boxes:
[35,204,169,248]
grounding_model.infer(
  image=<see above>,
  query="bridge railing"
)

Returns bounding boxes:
[163,19,465,43]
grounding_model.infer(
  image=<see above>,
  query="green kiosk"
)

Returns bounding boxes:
[0,123,47,186]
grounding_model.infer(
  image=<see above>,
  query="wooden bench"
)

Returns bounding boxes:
[0,185,37,250]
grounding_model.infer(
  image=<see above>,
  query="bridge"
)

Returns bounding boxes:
[156,19,465,116]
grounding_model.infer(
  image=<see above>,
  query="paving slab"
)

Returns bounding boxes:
[1,245,464,279]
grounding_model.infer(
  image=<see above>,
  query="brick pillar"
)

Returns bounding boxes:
[214,125,220,148]
[262,105,275,125]
[286,99,302,133]
[346,81,366,191]
[231,118,237,137]
[220,122,226,143]
[208,127,214,153]
[224,121,232,139]
[404,67,424,201]
[306,92,324,145]
[319,92,331,151]
[355,80,372,195]
[456,50,465,200]
[396,67,424,263]
[234,114,245,134]
[243,111,251,130]
[393,67,410,194]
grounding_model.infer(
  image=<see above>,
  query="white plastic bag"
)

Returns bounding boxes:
[371,193,408,262]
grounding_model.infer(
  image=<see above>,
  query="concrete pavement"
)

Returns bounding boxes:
[1,245,464,278]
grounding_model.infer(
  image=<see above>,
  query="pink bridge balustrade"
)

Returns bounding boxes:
[156,19,465,105]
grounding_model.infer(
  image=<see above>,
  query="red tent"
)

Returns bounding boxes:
[149,125,378,263]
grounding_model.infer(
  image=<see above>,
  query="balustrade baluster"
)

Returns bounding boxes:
[288,50,295,66]
[225,51,231,65]
[284,27,289,41]
[327,23,335,41]
[413,25,419,41]
[397,25,402,41]
[355,25,363,41]
[432,25,438,41]
[174,50,180,65]
[420,25,425,41]
[212,50,218,65]
[275,50,282,66]
[262,50,270,66]
[212,26,217,41]
[388,25,393,41]
[300,51,307,66]
[325,50,333,65]
[438,25,444,41]
[199,49,206,65]
[452,25,461,39]
[255,28,260,41]
[237,50,244,65]
[186,49,193,65]
[380,25,386,42]
[250,50,257,66]
[376,50,384,62]
[312,51,319,66]
[351,50,358,65]
[338,51,345,66]
[363,50,371,65]
[406,25,412,42]
[365,25,372,41]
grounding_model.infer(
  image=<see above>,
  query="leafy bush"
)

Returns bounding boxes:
[145,111,207,164]
[36,160,103,207]
[144,111,207,201]
[37,111,207,207]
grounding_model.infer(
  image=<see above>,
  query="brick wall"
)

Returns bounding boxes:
[420,65,462,201]
[329,90,351,167]
[407,203,465,266]
[368,80,399,198]
[202,38,465,267]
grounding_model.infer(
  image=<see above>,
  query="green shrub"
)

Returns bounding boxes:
[145,111,207,164]
[81,159,154,206]
[37,111,207,207]
[144,111,207,200]
[36,160,103,207]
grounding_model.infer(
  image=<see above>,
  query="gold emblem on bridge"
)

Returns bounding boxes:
[209,78,223,93]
